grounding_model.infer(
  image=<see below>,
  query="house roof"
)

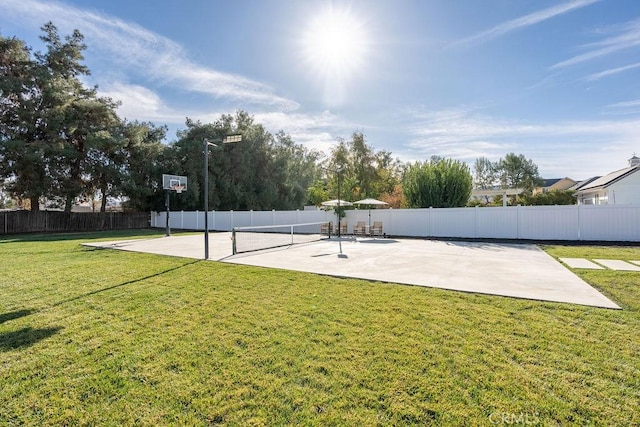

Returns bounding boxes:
[541,178,561,187]
[576,166,640,192]
[569,176,600,191]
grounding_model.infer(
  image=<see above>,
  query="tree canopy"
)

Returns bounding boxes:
[163,112,323,212]
[403,158,472,208]
[320,132,402,204]
[0,23,128,211]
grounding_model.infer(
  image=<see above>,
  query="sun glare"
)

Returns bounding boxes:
[301,6,370,102]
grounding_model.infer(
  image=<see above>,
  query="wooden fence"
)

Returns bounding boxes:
[0,211,150,234]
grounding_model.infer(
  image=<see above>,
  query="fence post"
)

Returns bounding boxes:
[577,204,581,241]
[475,206,479,238]
[516,205,521,239]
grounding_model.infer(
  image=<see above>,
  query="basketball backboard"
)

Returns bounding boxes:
[162,174,187,191]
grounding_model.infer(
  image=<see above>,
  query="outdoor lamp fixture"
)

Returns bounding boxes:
[203,133,242,260]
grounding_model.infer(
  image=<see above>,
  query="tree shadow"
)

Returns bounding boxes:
[0,309,36,324]
[0,326,62,351]
[52,259,200,307]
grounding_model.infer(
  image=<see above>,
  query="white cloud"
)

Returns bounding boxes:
[254,110,357,153]
[452,0,599,47]
[583,62,640,81]
[403,107,640,178]
[2,0,299,111]
[98,83,185,123]
[606,99,640,109]
[551,18,640,69]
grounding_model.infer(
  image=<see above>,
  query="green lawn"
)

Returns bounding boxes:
[1,232,639,425]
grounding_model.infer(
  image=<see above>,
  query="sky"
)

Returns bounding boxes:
[2,0,640,180]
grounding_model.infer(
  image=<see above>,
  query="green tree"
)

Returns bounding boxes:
[496,153,542,193]
[0,33,51,210]
[115,121,167,212]
[403,158,472,208]
[306,179,330,206]
[324,132,402,202]
[0,23,121,211]
[472,156,498,204]
[166,111,319,211]
[271,131,323,209]
[473,156,497,189]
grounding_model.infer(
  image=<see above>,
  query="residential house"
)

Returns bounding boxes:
[534,177,577,195]
[575,155,640,205]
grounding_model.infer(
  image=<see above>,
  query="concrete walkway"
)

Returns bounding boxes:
[561,258,640,271]
[84,234,620,309]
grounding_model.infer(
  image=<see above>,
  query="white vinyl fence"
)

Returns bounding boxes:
[151,205,640,242]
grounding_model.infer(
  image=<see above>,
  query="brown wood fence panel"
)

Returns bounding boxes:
[0,211,150,234]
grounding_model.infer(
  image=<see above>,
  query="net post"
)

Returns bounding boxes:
[290,225,294,245]
[232,228,237,255]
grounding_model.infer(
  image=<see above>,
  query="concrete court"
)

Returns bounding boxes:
[84,233,620,309]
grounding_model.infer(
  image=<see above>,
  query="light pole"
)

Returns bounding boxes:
[203,134,242,260]
[337,167,343,238]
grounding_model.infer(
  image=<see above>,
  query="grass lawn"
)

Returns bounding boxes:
[1,231,639,425]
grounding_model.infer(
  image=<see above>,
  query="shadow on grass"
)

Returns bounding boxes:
[0,229,162,244]
[0,309,36,324]
[0,326,63,351]
[52,259,201,307]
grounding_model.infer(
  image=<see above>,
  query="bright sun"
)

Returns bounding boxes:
[301,6,369,100]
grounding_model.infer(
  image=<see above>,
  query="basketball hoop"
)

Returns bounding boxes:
[172,184,185,194]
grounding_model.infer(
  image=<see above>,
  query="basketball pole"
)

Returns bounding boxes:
[165,189,170,237]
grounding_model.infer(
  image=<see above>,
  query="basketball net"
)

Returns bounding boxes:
[172,184,185,194]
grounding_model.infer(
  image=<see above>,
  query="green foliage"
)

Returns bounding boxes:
[118,121,167,212]
[496,153,542,193]
[324,132,402,202]
[165,111,322,211]
[0,23,124,211]
[307,179,330,206]
[403,158,473,208]
[0,232,639,425]
[521,189,577,206]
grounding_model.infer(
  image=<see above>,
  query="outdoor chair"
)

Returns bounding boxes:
[339,221,348,235]
[353,221,366,236]
[320,222,333,236]
[370,221,383,237]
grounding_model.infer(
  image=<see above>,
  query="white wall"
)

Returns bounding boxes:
[152,205,640,242]
[609,170,640,204]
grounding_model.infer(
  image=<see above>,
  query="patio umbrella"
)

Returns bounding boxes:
[353,198,388,229]
[321,199,353,207]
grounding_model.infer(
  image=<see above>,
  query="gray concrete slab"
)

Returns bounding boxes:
[84,234,620,309]
[560,258,605,270]
[593,259,640,271]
